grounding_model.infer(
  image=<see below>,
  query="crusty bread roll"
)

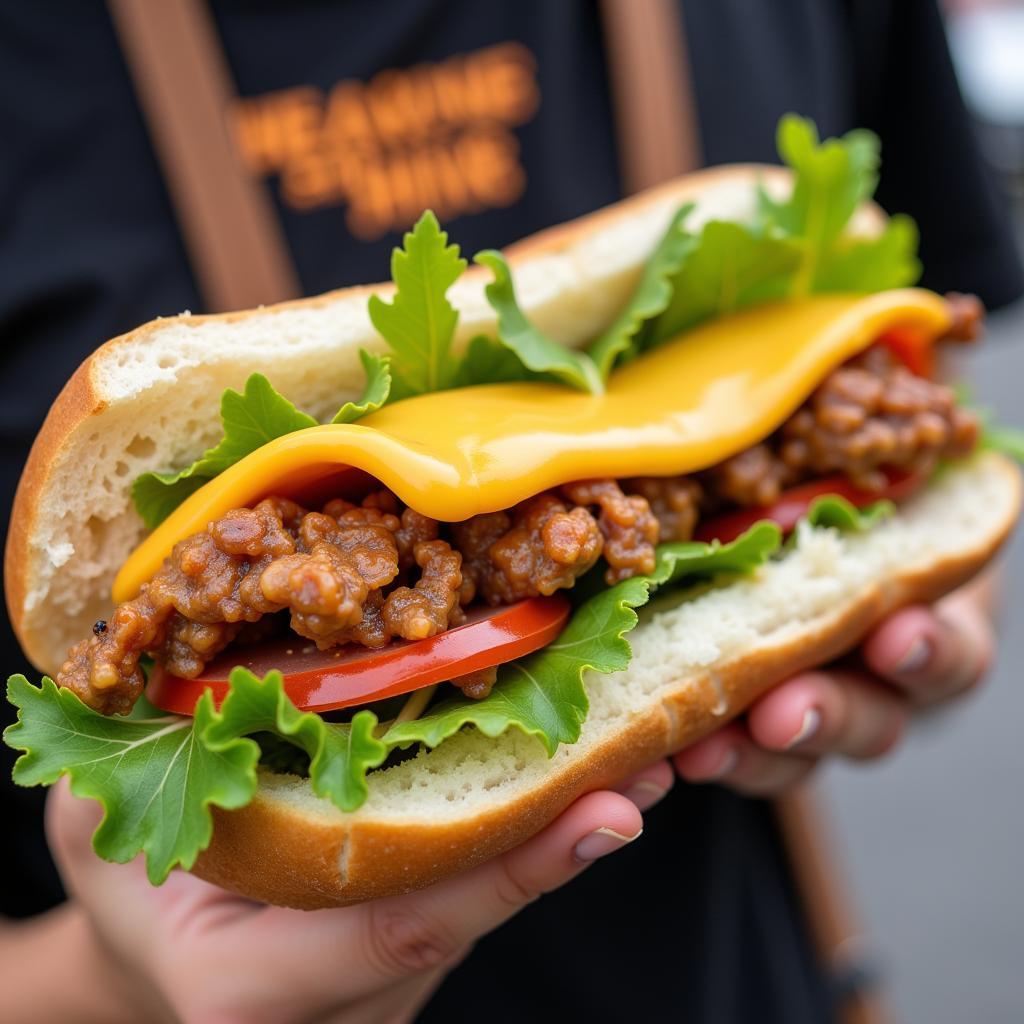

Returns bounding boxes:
[5,164,1018,909]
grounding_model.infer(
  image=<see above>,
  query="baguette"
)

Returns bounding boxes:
[5,165,1018,909]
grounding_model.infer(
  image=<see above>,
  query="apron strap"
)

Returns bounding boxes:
[107,0,300,311]
[598,0,702,191]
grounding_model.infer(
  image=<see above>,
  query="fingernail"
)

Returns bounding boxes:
[573,826,642,863]
[622,780,668,811]
[893,635,932,675]
[785,707,822,749]
[708,747,739,779]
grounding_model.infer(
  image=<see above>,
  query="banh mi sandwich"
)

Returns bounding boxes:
[5,115,1022,910]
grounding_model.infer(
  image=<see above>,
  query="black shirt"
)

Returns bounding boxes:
[2,2,1020,1021]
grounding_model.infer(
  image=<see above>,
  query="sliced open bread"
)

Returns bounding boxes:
[6,155,1014,910]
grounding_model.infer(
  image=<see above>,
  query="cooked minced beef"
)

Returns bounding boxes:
[59,343,980,715]
[777,346,979,490]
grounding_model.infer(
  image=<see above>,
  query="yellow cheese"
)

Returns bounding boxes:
[114,290,950,601]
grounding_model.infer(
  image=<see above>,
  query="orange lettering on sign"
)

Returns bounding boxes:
[230,42,540,240]
[456,128,525,208]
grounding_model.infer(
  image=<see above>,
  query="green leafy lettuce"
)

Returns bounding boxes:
[647,221,802,347]
[5,670,386,883]
[366,213,604,394]
[757,114,920,294]
[950,398,1024,463]
[331,350,392,425]
[980,418,1024,463]
[368,211,467,400]
[599,113,922,371]
[474,250,604,394]
[132,357,391,529]
[586,204,696,377]
[805,494,894,532]
[453,334,535,387]
[5,679,256,884]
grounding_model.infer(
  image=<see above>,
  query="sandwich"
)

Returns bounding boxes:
[5,115,1021,909]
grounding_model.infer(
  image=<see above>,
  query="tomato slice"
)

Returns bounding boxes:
[693,469,925,545]
[876,325,935,378]
[147,595,570,717]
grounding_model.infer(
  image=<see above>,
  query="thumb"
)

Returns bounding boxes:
[46,778,249,955]
[273,789,643,1002]
[411,789,645,942]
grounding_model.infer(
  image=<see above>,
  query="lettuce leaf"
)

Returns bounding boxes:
[203,668,387,812]
[330,350,392,424]
[805,494,894,532]
[132,373,318,529]
[4,668,388,883]
[367,211,467,400]
[474,250,604,395]
[453,334,536,387]
[587,204,696,378]
[811,215,920,293]
[650,521,783,588]
[757,114,919,294]
[5,677,257,884]
[980,421,1024,462]
[648,221,802,346]
[385,522,782,755]
[383,575,650,755]
[132,361,390,530]
[604,115,918,362]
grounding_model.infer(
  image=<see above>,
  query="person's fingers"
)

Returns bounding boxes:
[861,598,993,705]
[673,722,817,795]
[278,789,643,1001]
[613,758,675,811]
[746,669,909,760]
[47,778,266,967]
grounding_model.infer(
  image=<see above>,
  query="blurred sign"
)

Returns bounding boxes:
[231,42,539,241]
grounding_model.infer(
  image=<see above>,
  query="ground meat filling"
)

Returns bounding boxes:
[450,666,498,700]
[703,443,795,510]
[60,340,981,715]
[471,493,604,604]
[561,480,659,582]
[778,347,979,491]
[381,539,464,639]
[626,476,703,543]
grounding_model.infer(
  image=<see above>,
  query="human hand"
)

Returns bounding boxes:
[44,761,670,1024]
[674,585,994,795]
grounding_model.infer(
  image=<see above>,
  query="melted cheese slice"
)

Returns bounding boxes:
[114,290,950,601]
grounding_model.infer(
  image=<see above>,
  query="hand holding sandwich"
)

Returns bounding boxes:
[678,585,994,793]
[28,771,663,1024]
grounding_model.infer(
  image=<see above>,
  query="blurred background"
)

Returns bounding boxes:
[824,3,1024,1021]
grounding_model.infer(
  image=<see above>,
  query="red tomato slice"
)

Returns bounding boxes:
[693,469,925,545]
[876,325,935,378]
[147,595,570,717]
